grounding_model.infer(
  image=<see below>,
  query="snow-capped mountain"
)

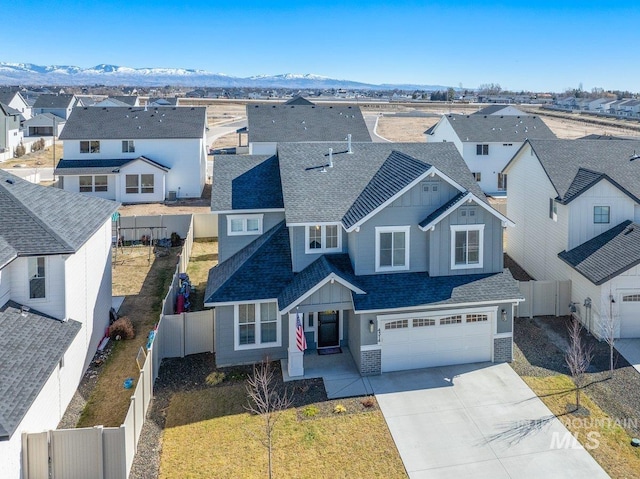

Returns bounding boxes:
[0,62,450,90]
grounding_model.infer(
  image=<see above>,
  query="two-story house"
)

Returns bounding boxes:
[205,142,523,377]
[0,88,32,120]
[425,114,556,195]
[0,170,118,479]
[32,93,78,120]
[504,139,640,338]
[0,103,23,156]
[55,106,208,202]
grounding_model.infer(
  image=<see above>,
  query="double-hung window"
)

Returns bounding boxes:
[122,140,135,153]
[305,224,341,253]
[28,256,46,299]
[125,174,154,194]
[235,302,280,349]
[125,175,139,194]
[375,226,410,272]
[80,140,100,154]
[227,214,263,236]
[593,206,610,224]
[451,224,484,269]
[79,175,108,192]
[476,144,489,155]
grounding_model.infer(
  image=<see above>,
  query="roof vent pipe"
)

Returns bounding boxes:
[328,148,334,168]
[347,134,353,154]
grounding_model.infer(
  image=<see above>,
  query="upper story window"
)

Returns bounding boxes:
[549,198,558,222]
[305,224,341,254]
[472,172,482,182]
[476,144,489,155]
[28,256,46,299]
[593,206,610,224]
[451,224,484,270]
[498,173,507,191]
[122,140,135,153]
[375,226,410,272]
[79,175,108,193]
[235,301,280,350]
[227,214,263,236]
[80,140,100,154]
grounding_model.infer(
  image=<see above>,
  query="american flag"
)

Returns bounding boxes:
[296,312,307,352]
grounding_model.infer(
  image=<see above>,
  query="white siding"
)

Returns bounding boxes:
[63,174,117,200]
[250,142,278,155]
[568,181,637,249]
[0,262,11,306]
[118,161,166,203]
[461,142,522,194]
[425,117,464,154]
[9,255,66,320]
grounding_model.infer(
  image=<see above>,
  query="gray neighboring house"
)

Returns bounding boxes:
[148,97,179,107]
[205,142,523,377]
[472,104,527,116]
[32,93,78,120]
[0,88,31,120]
[0,103,22,154]
[246,102,372,154]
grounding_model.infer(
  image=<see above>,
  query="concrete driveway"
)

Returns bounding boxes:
[368,363,609,478]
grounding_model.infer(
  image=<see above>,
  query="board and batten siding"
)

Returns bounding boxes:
[290,226,348,273]
[217,211,285,263]
[505,145,569,282]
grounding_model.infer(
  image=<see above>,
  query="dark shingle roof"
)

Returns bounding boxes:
[473,105,525,115]
[352,269,523,312]
[419,191,468,228]
[33,93,75,109]
[0,170,119,256]
[204,222,293,304]
[210,155,284,211]
[284,96,315,106]
[578,134,629,140]
[558,221,640,285]
[342,151,432,229]
[55,156,169,175]
[277,142,487,225]
[0,301,81,440]
[440,114,556,143]
[59,106,206,140]
[110,95,138,105]
[247,104,371,143]
[148,97,178,106]
[0,237,17,269]
[0,88,20,106]
[278,254,363,310]
[525,139,640,203]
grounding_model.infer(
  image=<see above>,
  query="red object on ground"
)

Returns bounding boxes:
[176,294,185,313]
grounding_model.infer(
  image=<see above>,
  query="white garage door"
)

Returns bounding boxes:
[619,293,640,338]
[380,310,493,372]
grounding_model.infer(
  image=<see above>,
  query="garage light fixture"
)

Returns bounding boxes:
[501,309,507,321]
[369,319,375,333]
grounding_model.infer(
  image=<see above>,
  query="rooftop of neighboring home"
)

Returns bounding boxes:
[431,114,556,143]
[32,93,76,109]
[0,88,26,107]
[511,139,640,204]
[284,96,315,106]
[55,156,170,176]
[59,106,206,140]
[148,97,179,106]
[472,105,526,115]
[247,103,372,143]
[110,95,138,106]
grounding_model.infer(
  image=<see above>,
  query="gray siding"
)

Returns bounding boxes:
[358,313,380,346]
[213,305,288,367]
[428,202,504,276]
[496,305,513,334]
[346,309,361,370]
[290,225,348,272]
[217,211,285,262]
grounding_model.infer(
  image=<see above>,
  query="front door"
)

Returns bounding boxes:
[317,310,339,348]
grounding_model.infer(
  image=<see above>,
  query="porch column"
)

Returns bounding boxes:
[287,313,304,377]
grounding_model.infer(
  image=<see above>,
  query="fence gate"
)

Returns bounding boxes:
[517,280,571,318]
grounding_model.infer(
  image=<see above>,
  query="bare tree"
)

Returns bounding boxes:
[600,293,617,376]
[565,318,594,410]
[245,360,293,479]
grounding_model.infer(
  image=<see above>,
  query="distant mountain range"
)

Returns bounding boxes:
[0,62,451,90]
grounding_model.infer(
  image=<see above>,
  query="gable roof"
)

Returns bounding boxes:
[558,220,640,285]
[94,98,132,107]
[210,155,284,211]
[247,104,371,143]
[277,142,488,225]
[0,237,17,269]
[110,95,138,106]
[0,170,118,256]
[59,106,206,140]
[439,114,556,143]
[517,139,640,204]
[284,96,315,106]
[148,97,178,106]
[55,156,170,175]
[33,93,76,109]
[23,112,65,127]
[473,105,525,116]
[0,88,22,106]
[0,301,81,440]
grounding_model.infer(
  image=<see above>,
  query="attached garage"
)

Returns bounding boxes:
[378,308,494,372]
[619,293,640,338]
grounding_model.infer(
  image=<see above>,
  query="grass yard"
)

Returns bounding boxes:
[77,246,180,427]
[159,384,406,479]
[185,239,218,311]
[3,142,63,168]
[523,375,640,478]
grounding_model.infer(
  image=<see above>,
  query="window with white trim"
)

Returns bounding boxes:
[28,256,46,299]
[79,175,107,193]
[593,206,610,224]
[497,173,507,191]
[476,144,489,155]
[305,224,341,253]
[376,226,410,272]
[227,214,263,236]
[235,302,280,350]
[451,224,484,269]
[472,172,482,182]
[80,140,100,154]
[122,140,135,153]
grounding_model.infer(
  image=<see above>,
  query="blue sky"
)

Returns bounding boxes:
[4,0,639,91]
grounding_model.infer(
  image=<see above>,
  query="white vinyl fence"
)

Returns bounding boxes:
[516,280,572,318]
[23,214,216,479]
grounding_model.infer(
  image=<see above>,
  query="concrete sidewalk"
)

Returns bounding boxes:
[615,339,640,374]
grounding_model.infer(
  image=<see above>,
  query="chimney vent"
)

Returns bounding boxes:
[328,148,334,168]
[347,134,353,154]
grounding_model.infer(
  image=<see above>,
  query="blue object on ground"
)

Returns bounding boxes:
[123,378,134,389]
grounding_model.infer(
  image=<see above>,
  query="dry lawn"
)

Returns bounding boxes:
[536,115,640,140]
[77,246,180,427]
[375,116,438,142]
[523,375,640,478]
[185,239,218,310]
[159,385,406,479]
[2,142,64,168]
[206,103,246,127]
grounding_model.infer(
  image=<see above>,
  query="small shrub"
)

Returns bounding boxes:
[170,232,182,247]
[333,404,347,414]
[14,142,26,158]
[302,405,319,417]
[30,138,45,152]
[227,369,248,381]
[361,396,375,408]
[205,371,226,386]
[109,316,135,340]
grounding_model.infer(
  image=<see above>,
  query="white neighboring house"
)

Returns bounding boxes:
[504,139,640,338]
[55,106,207,202]
[425,114,556,195]
[0,103,23,156]
[0,170,119,479]
[23,112,65,137]
[0,89,32,120]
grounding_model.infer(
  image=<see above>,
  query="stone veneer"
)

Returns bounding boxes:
[360,348,381,375]
[494,336,513,362]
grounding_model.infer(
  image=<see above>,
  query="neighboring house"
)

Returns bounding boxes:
[55,106,207,202]
[425,114,556,195]
[23,112,65,137]
[205,142,522,377]
[0,170,118,479]
[504,139,640,338]
[148,97,179,107]
[284,96,315,106]
[0,103,23,155]
[246,103,372,154]
[0,88,32,120]
[32,93,78,120]
[473,105,526,116]
[93,96,140,107]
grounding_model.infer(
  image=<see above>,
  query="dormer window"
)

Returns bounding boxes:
[305,224,341,253]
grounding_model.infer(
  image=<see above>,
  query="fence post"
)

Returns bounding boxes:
[130,396,137,451]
